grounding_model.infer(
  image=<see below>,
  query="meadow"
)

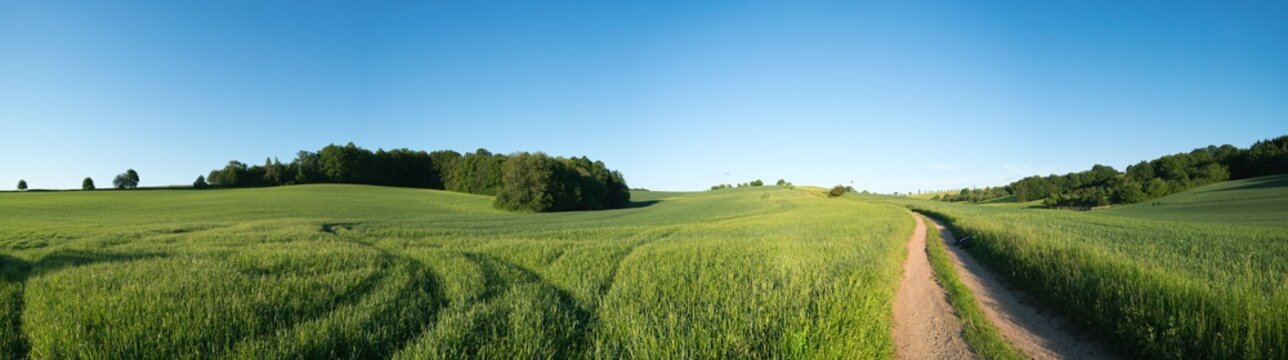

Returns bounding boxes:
[0,185,911,359]
[879,174,1288,359]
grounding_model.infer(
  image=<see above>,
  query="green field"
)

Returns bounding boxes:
[878,174,1288,359]
[0,185,912,359]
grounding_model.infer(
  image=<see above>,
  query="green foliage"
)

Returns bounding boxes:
[0,185,909,358]
[445,149,506,195]
[948,135,1288,209]
[493,152,631,212]
[81,177,95,191]
[112,169,139,189]
[749,179,764,186]
[192,176,208,189]
[200,144,629,212]
[16,180,26,191]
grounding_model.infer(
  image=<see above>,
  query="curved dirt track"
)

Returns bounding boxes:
[892,214,973,359]
[921,214,1119,360]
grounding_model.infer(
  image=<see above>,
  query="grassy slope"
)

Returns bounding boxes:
[0,185,909,359]
[1102,173,1288,226]
[869,175,1288,359]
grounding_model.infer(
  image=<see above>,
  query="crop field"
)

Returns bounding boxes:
[0,185,911,359]
[881,174,1288,359]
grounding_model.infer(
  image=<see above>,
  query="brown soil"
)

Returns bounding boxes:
[892,214,974,359]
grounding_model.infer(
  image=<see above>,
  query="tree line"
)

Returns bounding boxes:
[203,143,631,212]
[13,169,139,192]
[935,135,1288,208]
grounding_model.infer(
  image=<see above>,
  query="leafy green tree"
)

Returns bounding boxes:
[193,175,208,189]
[82,177,95,190]
[113,169,140,189]
[776,179,786,186]
[319,143,374,184]
[750,179,764,186]
[494,152,558,212]
[17,180,27,191]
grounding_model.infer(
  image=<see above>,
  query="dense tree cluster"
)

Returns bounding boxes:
[936,135,1288,209]
[493,152,631,212]
[202,143,631,212]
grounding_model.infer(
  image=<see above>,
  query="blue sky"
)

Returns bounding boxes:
[2,1,1285,192]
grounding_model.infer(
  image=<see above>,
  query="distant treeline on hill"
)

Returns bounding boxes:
[936,135,1288,209]
[204,143,630,212]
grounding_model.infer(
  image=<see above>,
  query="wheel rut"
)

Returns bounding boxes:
[921,214,1119,360]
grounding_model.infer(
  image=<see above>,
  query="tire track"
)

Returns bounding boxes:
[892,214,974,359]
[922,215,1119,360]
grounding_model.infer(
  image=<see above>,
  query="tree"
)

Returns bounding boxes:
[750,179,764,186]
[494,152,558,212]
[193,175,208,189]
[828,185,846,197]
[208,161,250,187]
[113,169,140,189]
[17,180,27,191]
[319,143,374,184]
[776,179,787,186]
[82,177,95,190]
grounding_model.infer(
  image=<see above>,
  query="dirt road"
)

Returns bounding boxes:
[922,214,1118,360]
[892,214,973,359]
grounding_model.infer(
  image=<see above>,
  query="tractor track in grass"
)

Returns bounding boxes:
[920,214,1119,360]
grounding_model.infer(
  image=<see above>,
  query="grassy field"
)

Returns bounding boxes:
[875,174,1288,359]
[0,185,911,359]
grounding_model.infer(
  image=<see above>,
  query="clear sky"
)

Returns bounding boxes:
[2,1,1285,192]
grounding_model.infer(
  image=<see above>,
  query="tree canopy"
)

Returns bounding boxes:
[113,169,139,189]
[938,135,1288,208]
[201,143,631,212]
[82,177,95,191]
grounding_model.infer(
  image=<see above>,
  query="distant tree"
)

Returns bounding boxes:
[776,179,787,186]
[428,150,462,189]
[494,152,558,212]
[319,142,374,184]
[750,179,764,186]
[193,175,208,189]
[113,169,140,189]
[292,151,326,184]
[82,177,95,190]
[828,185,846,197]
[17,180,27,191]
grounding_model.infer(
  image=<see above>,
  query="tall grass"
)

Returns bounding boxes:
[0,185,910,358]
[901,200,1288,359]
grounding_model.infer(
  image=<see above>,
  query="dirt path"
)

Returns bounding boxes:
[892,214,973,359]
[922,215,1119,360]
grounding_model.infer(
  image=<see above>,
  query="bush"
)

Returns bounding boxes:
[828,185,846,197]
